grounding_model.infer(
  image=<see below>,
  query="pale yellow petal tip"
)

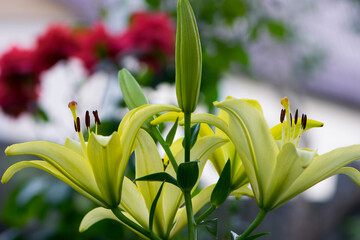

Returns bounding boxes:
[280,97,289,108]
[4,145,14,156]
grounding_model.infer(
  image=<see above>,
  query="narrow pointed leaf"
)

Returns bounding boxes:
[199,218,218,237]
[242,232,270,240]
[182,123,201,149]
[166,117,179,146]
[149,182,165,231]
[211,159,231,207]
[135,172,179,187]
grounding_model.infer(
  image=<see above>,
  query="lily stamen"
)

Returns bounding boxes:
[85,110,91,134]
[68,101,87,155]
[93,110,101,134]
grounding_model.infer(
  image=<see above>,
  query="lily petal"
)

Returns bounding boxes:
[151,112,184,125]
[214,98,279,206]
[278,144,360,207]
[4,141,100,202]
[135,129,166,236]
[265,143,303,210]
[87,132,122,208]
[2,160,105,206]
[79,207,146,238]
[121,177,149,229]
[334,167,360,187]
[79,207,119,232]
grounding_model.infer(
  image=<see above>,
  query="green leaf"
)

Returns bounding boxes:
[211,159,231,207]
[242,232,270,240]
[135,172,179,187]
[267,20,288,40]
[177,161,199,191]
[166,117,179,146]
[182,123,201,149]
[199,218,218,237]
[149,182,165,231]
[145,0,161,8]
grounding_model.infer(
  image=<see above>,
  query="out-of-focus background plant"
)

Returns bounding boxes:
[1,0,360,239]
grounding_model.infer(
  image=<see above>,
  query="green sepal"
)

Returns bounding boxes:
[149,181,165,231]
[211,159,231,207]
[166,117,179,146]
[135,172,179,187]
[198,218,218,237]
[177,161,199,191]
[182,123,201,149]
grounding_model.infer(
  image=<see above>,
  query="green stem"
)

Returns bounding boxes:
[183,111,197,240]
[111,207,162,240]
[195,205,216,224]
[151,127,178,172]
[184,112,191,163]
[238,209,267,240]
[184,190,197,240]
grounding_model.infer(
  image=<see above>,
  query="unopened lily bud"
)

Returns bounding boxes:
[118,69,149,110]
[118,68,153,130]
[175,0,202,113]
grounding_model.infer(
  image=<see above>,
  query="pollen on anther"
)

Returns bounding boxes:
[280,109,286,123]
[85,111,90,128]
[93,110,101,125]
[290,113,293,127]
[73,120,78,132]
[294,109,298,125]
[76,117,81,132]
[303,114,308,129]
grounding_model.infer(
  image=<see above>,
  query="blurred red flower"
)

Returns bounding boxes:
[75,23,123,72]
[33,24,79,73]
[119,11,175,71]
[0,47,39,117]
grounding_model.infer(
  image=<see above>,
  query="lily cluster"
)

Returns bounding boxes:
[2,0,360,240]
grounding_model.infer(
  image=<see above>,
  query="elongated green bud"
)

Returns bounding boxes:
[176,0,202,113]
[118,69,149,110]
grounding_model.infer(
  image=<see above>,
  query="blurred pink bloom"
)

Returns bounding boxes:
[0,47,39,117]
[120,11,175,71]
[33,24,79,73]
[75,23,123,72]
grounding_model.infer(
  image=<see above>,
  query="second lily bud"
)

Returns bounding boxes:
[175,0,202,113]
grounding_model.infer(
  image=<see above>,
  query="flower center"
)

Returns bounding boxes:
[279,97,308,148]
[68,101,102,155]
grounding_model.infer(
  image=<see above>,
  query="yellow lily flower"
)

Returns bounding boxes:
[79,128,228,239]
[191,97,360,211]
[2,102,180,209]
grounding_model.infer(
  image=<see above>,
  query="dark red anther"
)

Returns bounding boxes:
[76,117,81,132]
[290,113,293,127]
[85,110,90,128]
[303,114,307,129]
[93,110,101,125]
[280,109,286,123]
[294,109,298,125]
[74,120,78,132]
